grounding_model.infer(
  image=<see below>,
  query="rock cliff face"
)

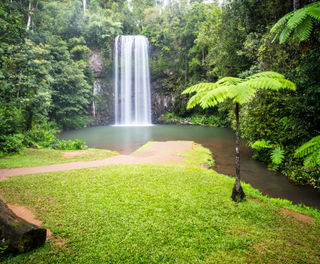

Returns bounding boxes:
[89,50,114,125]
[151,92,175,122]
[88,50,175,125]
[89,51,105,77]
[150,77,176,122]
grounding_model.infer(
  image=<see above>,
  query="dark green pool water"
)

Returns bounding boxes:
[60,125,320,209]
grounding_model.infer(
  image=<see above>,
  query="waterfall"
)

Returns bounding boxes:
[114,35,152,126]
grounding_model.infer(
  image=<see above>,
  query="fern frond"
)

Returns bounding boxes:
[229,83,256,104]
[184,71,294,110]
[279,25,294,44]
[182,83,216,95]
[251,139,272,150]
[287,8,308,29]
[307,5,320,21]
[295,135,320,158]
[270,11,294,34]
[241,78,282,90]
[272,2,320,44]
[247,71,284,80]
[216,77,242,85]
[271,147,285,165]
[302,149,320,169]
[198,85,230,108]
[186,90,208,109]
[276,78,296,90]
[293,16,313,42]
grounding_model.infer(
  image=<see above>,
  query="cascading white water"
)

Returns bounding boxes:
[114,35,152,126]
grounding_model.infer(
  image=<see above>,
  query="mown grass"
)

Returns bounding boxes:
[0,148,118,168]
[0,165,319,263]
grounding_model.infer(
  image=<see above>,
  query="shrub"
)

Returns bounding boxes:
[54,139,86,150]
[0,134,24,155]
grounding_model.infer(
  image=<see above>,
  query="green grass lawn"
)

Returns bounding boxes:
[0,148,118,168]
[0,165,319,263]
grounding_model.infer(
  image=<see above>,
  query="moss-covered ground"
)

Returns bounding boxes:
[0,164,319,263]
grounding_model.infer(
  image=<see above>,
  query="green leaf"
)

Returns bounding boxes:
[293,16,313,42]
[229,83,256,104]
[270,11,294,35]
[295,135,320,158]
[247,71,284,79]
[271,147,285,165]
[216,77,242,85]
[251,139,272,150]
[307,5,320,21]
[287,8,308,29]
[199,85,230,108]
[279,25,294,44]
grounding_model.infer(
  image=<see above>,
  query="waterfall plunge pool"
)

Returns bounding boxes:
[59,124,320,209]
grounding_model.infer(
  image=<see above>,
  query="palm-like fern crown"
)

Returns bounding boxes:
[182,71,296,109]
[271,2,320,43]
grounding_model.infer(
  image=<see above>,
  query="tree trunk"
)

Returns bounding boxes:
[293,0,300,10]
[26,1,32,31]
[0,199,46,254]
[25,105,33,131]
[231,103,245,202]
[83,0,87,13]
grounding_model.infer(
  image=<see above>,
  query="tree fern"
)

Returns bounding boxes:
[182,71,295,202]
[271,2,320,44]
[295,135,320,169]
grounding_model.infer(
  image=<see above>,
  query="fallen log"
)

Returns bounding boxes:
[0,199,46,254]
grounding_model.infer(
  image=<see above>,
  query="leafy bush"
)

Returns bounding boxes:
[0,123,86,155]
[0,134,24,155]
[53,139,86,150]
[24,123,60,148]
[158,112,228,127]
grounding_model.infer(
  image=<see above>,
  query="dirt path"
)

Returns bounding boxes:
[0,141,194,180]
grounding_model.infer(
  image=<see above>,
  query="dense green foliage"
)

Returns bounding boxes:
[0,164,319,263]
[0,0,122,154]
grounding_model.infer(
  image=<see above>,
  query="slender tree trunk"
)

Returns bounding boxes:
[26,1,32,31]
[83,0,87,14]
[293,0,300,10]
[231,103,245,202]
